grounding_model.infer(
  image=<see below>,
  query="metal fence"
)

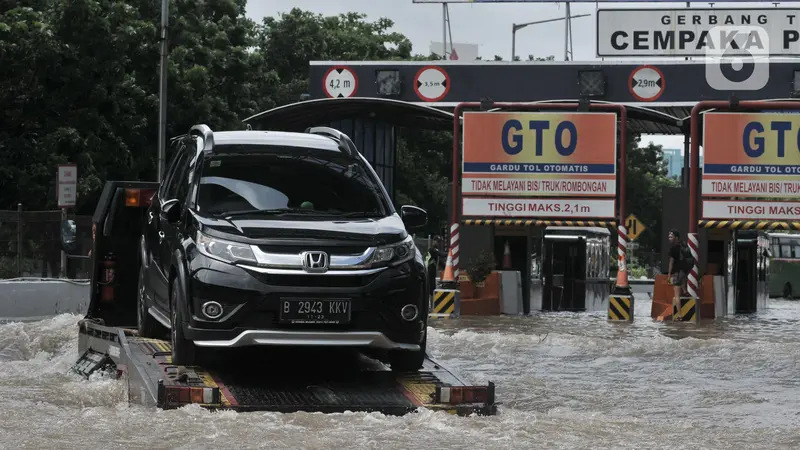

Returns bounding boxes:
[0,206,93,279]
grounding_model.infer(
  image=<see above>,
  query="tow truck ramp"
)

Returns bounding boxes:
[72,320,497,416]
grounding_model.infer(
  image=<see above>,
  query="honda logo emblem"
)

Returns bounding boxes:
[301,251,329,273]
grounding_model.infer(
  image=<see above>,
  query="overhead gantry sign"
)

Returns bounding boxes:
[700,111,800,229]
[459,110,619,226]
[449,102,631,315]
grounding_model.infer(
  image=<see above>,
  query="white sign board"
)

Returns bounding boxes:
[702,179,800,198]
[703,200,800,221]
[596,8,800,57]
[462,198,616,218]
[57,164,77,208]
[462,177,617,196]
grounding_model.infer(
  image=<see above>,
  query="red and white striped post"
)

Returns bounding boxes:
[450,222,460,279]
[608,224,634,321]
[687,233,700,300]
[617,225,627,274]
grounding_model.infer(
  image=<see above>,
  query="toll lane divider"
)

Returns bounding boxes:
[430,289,459,319]
[674,296,698,323]
[608,295,633,322]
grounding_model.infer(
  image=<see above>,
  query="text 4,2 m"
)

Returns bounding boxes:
[329,79,351,89]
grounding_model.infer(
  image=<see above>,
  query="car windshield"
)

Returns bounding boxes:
[195,146,389,219]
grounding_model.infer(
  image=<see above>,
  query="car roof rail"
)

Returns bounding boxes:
[305,126,359,158]
[189,124,214,151]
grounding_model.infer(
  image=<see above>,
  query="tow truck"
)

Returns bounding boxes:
[66,181,497,415]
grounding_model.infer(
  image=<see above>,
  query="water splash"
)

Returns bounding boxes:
[2,303,800,449]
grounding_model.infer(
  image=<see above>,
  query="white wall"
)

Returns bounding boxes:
[0,278,89,322]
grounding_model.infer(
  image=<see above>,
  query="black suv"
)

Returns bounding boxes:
[137,125,430,371]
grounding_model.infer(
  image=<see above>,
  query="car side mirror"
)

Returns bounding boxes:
[60,219,78,253]
[400,205,427,231]
[160,199,182,224]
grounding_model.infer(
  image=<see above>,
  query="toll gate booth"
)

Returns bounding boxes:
[538,227,611,312]
[454,102,630,315]
[687,103,800,318]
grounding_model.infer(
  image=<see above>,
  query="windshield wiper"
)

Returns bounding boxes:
[218,208,334,218]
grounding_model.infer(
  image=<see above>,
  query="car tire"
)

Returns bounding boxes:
[170,280,198,366]
[388,329,427,373]
[137,265,160,338]
[784,282,793,300]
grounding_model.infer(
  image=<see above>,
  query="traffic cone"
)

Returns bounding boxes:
[441,249,456,285]
[502,240,512,269]
[611,255,633,297]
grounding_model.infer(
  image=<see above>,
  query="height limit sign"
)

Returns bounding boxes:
[323,66,358,98]
[57,164,77,208]
[629,65,664,102]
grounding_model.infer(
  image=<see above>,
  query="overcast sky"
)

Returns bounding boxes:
[247,1,779,152]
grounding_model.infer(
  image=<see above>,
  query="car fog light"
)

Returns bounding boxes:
[202,301,224,319]
[401,304,419,321]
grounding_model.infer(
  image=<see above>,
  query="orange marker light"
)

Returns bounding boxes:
[190,388,204,404]
[124,189,140,207]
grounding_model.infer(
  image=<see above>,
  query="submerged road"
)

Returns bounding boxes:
[1,298,799,449]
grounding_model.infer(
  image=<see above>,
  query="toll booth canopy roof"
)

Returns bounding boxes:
[242,98,686,135]
[243,97,454,131]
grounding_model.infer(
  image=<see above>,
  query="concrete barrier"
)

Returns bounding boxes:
[0,278,89,322]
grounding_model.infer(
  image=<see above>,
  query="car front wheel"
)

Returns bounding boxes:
[170,280,198,366]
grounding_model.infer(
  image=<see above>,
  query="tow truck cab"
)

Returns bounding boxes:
[62,129,497,416]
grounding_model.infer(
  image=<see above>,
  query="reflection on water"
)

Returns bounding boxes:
[2,300,800,449]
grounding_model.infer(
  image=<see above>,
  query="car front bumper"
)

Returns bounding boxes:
[184,251,428,351]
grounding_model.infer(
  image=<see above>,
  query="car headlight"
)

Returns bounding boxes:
[196,231,257,264]
[368,235,416,267]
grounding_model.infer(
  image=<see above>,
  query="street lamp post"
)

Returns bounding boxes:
[511,14,590,61]
[157,0,169,182]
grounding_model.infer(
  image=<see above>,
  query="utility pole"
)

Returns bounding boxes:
[511,13,589,61]
[157,0,169,182]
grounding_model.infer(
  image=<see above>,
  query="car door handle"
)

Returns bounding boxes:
[158,231,165,243]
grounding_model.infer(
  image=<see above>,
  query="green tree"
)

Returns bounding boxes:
[624,134,679,255]
[0,0,277,213]
[254,9,414,106]
[255,9,449,233]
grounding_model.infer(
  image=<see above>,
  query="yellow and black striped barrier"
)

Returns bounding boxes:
[674,297,698,322]
[463,219,616,227]
[698,220,800,230]
[608,295,633,322]
[430,289,459,318]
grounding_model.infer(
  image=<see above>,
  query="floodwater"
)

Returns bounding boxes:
[2,299,800,449]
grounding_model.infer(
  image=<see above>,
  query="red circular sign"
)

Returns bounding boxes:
[628,65,665,102]
[413,66,451,102]
[322,66,358,98]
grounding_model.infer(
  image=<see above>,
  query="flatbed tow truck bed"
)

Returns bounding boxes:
[67,180,497,417]
[72,319,497,416]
